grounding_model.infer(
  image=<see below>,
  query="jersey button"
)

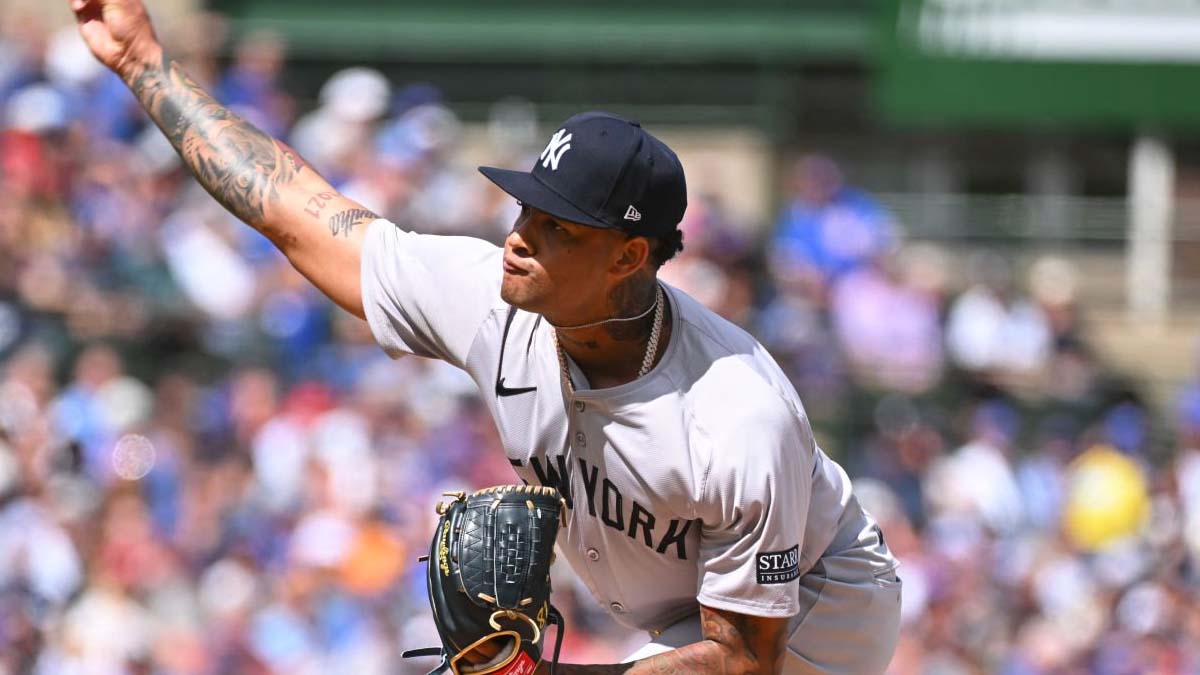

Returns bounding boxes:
[574,401,585,413]
[575,432,586,446]
[610,602,625,613]
[586,548,600,561]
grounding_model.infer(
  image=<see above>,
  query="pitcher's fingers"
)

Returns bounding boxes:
[71,0,102,23]
[77,20,109,45]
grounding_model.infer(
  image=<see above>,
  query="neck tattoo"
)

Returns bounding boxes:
[547,289,658,330]
[553,283,665,395]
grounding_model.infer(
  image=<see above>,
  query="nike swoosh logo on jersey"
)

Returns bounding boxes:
[495,306,538,398]
[496,377,537,397]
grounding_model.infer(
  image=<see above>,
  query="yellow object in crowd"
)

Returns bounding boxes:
[1063,444,1150,551]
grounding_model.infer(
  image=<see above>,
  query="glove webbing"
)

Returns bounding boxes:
[400,609,565,675]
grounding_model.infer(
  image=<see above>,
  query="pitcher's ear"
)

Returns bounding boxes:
[611,235,651,279]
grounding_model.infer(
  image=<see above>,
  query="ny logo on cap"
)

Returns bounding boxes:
[540,129,573,171]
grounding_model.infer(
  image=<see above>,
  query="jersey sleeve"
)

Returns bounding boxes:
[360,218,503,368]
[695,399,813,618]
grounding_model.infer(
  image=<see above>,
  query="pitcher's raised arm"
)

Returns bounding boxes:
[71,0,375,318]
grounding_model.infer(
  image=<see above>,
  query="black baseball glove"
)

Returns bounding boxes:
[403,485,567,675]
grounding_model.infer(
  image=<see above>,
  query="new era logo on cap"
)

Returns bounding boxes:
[478,112,687,237]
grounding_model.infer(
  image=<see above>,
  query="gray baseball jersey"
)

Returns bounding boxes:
[361,219,896,635]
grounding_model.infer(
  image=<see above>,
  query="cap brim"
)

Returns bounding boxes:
[478,166,614,230]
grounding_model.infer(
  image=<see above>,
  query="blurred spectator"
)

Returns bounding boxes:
[216,30,293,138]
[829,250,943,393]
[945,252,1053,381]
[1177,354,1200,450]
[925,399,1025,537]
[291,67,391,181]
[660,193,755,323]
[771,154,897,289]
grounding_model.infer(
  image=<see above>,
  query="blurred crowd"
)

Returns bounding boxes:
[0,9,1198,675]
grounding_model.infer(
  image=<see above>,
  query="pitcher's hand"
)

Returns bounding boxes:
[70,0,162,77]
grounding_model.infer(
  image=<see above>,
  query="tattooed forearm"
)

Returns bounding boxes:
[696,607,787,675]
[124,52,305,233]
[540,607,786,675]
[328,208,379,237]
[305,191,336,219]
[542,665,629,674]
[542,643,725,675]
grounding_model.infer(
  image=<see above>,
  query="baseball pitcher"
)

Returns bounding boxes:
[73,0,902,672]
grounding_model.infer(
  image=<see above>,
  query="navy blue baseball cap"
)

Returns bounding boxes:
[479,112,687,238]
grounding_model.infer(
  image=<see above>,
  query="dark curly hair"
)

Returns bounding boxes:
[631,229,685,268]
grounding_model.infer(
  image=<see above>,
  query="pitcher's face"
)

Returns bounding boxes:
[500,205,632,323]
